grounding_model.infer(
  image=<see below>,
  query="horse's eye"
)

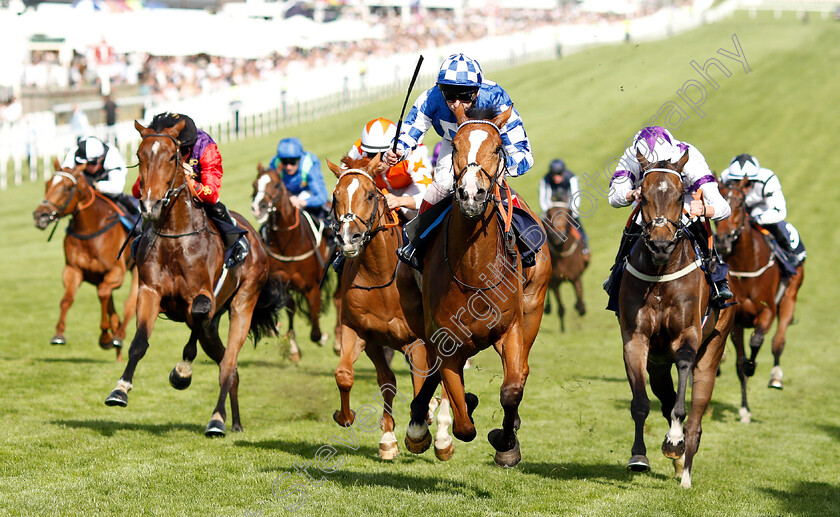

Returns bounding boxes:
[367,191,375,200]
[170,154,177,162]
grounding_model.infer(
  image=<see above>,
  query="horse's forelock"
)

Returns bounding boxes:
[465,106,500,121]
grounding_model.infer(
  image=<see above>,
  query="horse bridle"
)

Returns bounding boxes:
[255,169,301,232]
[140,132,190,209]
[720,187,748,242]
[329,169,393,248]
[452,119,508,208]
[39,171,80,223]
[637,167,689,254]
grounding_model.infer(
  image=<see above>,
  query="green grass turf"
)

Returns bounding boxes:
[1,11,839,516]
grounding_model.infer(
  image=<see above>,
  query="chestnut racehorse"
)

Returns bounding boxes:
[542,204,589,332]
[251,164,336,362]
[398,105,551,467]
[32,159,138,360]
[714,179,805,423]
[327,154,452,461]
[618,151,734,487]
[104,120,285,437]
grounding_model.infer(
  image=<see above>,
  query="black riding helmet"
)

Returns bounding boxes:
[150,112,197,152]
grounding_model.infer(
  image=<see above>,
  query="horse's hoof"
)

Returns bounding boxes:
[112,339,123,349]
[627,455,650,472]
[464,358,474,370]
[232,423,243,433]
[488,432,521,468]
[739,407,752,424]
[576,304,586,316]
[318,333,329,346]
[742,359,757,377]
[169,367,192,390]
[99,339,114,350]
[434,441,455,462]
[404,427,432,454]
[379,441,399,460]
[332,410,355,427]
[661,436,686,459]
[205,419,226,437]
[50,335,66,346]
[290,351,301,363]
[104,390,128,407]
[768,366,784,389]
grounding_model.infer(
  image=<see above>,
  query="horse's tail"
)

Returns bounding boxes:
[249,276,288,345]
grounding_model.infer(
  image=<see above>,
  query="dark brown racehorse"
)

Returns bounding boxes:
[714,179,805,423]
[104,120,285,437]
[542,204,589,332]
[251,164,336,362]
[398,105,551,467]
[32,159,138,361]
[618,151,734,487]
[326,154,453,460]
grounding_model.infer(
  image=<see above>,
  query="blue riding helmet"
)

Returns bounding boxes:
[275,137,304,160]
[549,159,566,175]
[436,53,483,87]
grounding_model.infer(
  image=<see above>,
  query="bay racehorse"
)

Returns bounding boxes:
[542,204,589,332]
[251,164,336,362]
[714,179,805,423]
[397,105,551,467]
[618,150,734,487]
[327,154,452,461]
[104,120,286,437]
[33,158,139,361]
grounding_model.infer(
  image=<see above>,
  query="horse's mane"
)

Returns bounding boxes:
[465,105,501,122]
[340,154,373,171]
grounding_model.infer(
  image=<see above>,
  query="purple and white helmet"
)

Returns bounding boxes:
[632,126,681,164]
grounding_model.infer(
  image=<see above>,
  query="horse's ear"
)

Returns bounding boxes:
[492,106,513,129]
[636,150,650,170]
[53,157,61,171]
[256,162,264,172]
[134,120,153,137]
[366,153,381,177]
[737,177,750,190]
[326,159,343,178]
[454,104,468,125]
[167,119,187,139]
[675,149,689,171]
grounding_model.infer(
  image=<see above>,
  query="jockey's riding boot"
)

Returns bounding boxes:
[396,240,423,272]
[763,221,803,266]
[207,202,249,267]
[687,219,733,304]
[603,223,641,293]
[396,197,452,272]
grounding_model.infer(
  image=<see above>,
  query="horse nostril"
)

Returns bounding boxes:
[456,187,467,200]
[476,188,487,202]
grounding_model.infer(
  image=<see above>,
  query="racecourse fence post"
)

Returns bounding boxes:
[0,156,6,191]
[14,156,22,186]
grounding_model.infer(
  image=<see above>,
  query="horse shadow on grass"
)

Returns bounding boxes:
[236,436,437,466]
[36,357,110,364]
[609,398,746,424]
[52,419,198,437]
[760,481,840,515]
[520,460,670,485]
[816,424,840,443]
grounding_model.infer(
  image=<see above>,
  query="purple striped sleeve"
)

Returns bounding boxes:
[610,170,634,186]
[689,174,717,192]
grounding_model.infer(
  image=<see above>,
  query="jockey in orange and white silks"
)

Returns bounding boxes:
[719,153,806,267]
[345,117,432,220]
[604,126,733,308]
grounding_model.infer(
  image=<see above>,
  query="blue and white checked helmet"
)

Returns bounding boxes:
[436,54,483,87]
[726,154,760,180]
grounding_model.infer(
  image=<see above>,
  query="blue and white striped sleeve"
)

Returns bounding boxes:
[395,89,434,159]
[500,106,533,177]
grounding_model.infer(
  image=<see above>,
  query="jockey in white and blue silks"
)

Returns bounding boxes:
[62,136,138,218]
[270,137,329,221]
[384,53,537,271]
[719,154,806,272]
[604,126,734,308]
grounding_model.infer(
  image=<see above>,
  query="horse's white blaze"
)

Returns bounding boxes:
[251,174,270,213]
[151,141,160,154]
[467,130,489,164]
[380,431,397,444]
[339,179,361,245]
[51,175,63,186]
[406,421,428,440]
[434,398,453,449]
[462,165,482,197]
[666,418,684,445]
[658,180,669,192]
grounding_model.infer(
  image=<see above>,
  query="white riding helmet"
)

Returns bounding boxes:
[360,118,397,154]
[75,137,107,164]
[632,126,680,164]
[726,154,760,180]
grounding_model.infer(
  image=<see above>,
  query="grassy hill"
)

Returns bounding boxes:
[0,11,838,516]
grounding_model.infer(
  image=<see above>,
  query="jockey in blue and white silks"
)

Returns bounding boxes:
[719,154,806,269]
[385,53,536,271]
[270,137,329,221]
[604,126,733,308]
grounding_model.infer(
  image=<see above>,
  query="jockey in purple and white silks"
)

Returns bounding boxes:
[604,126,733,308]
[384,53,535,271]
[720,153,806,269]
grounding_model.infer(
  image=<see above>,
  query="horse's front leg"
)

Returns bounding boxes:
[97,267,125,350]
[333,325,364,427]
[285,298,300,362]
[114,266,140,360]
[731,324,751,423]
[769,268,803,389]
[363,344,400,460]
[573,277,586,316]
[51,265,84,346]
[488,327,528,467]
[747,307,774,372]
[660,334,699,461]
[624,331,651,471]
[105,286,161,407]
[305,284,326,345]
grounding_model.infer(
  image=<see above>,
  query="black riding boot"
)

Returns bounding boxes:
[206,202,249,266]
[603,222,641,294]
[763,221,803,266]
[686,219,733,304]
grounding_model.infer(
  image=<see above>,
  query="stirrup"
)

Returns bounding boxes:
[226,236,249,267]
[397,243,422,272]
